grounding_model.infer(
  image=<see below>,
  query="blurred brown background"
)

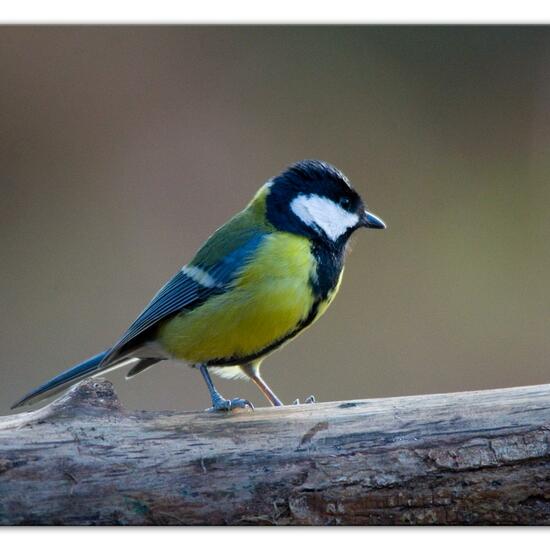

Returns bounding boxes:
[1,26,549,415]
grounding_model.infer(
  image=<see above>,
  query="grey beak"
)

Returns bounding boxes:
[362,210,386,229]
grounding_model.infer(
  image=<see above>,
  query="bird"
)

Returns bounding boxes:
[12,160,385,412]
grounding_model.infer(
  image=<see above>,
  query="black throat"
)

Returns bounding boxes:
[309,239,346,302]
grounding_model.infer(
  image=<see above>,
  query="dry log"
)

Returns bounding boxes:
[0,378,549,525]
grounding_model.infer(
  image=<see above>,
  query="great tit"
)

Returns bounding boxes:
[12,160,385,412]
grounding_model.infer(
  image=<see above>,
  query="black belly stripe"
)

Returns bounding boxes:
[207,240,346,367]
[206,299,322,366]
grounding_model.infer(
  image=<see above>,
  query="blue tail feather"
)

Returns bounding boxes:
[11,350,109,409]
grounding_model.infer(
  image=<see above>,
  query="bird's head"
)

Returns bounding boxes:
[263,160,385,245]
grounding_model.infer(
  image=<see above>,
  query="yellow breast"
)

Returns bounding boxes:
[157,233,319,365]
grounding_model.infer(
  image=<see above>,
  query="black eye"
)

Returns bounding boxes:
[339,197,351,209]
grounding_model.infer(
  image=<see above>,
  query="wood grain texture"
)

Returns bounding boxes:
[1,379,550,525]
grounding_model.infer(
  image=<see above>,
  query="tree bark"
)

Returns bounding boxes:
[0,378,549,525]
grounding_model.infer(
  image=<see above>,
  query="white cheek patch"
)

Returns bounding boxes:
[290,194,359,241]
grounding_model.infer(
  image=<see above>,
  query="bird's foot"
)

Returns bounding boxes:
[207,396,255,412]
[292,395,316,405]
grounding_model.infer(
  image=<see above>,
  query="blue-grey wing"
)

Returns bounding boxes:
[102,233,265,364]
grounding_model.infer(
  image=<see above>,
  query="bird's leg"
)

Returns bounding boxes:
[198,364,254,412]
[251,375,284,406]
[241,363,283,406]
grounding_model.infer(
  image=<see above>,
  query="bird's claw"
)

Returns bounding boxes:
[292,395,316,405]
[208,397,255,412]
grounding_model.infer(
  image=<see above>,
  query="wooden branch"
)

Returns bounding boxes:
[1,379,550,525]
